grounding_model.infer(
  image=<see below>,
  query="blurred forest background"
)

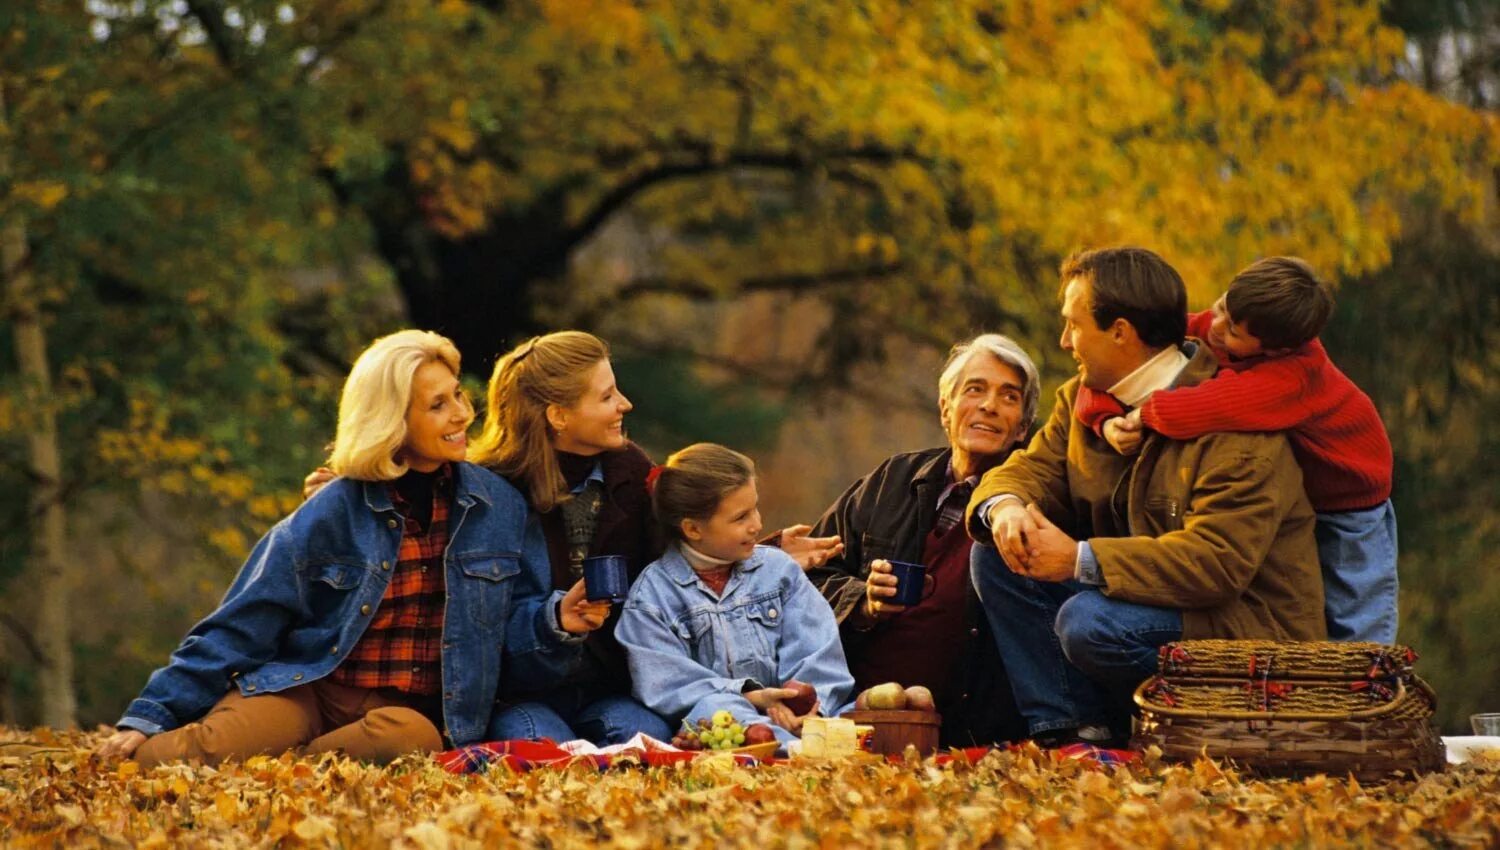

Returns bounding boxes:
[2,0,1497,733]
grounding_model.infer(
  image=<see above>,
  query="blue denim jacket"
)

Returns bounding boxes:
[616,545,854,741]
[118,462,576,746]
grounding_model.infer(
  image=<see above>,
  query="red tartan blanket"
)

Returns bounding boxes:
[434,739,1138,774]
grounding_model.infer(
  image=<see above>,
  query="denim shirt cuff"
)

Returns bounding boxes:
[977,495,1024,532]
[543,589,588,645]
[119,698,175,736]
[1074,541,1105,586]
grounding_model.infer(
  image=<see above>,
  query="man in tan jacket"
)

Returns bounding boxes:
[966,247,1326,747]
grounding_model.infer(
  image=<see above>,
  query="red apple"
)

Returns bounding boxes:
[782,679,818,715]
[744,724,777,745]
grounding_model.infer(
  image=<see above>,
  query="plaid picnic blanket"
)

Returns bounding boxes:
[435,738,1139,774]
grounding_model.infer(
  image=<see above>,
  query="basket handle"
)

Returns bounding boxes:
[1133,675,1408,721]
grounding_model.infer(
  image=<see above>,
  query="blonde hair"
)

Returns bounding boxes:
[468,331,611,512]
[328,329,463,482]
[652,443,756,541]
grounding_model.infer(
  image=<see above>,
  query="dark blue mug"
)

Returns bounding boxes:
[583,555,631,603]
[886,560,931,607]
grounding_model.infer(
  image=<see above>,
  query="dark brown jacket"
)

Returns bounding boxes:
[807,447,1026,747]
[967,343,1327,641]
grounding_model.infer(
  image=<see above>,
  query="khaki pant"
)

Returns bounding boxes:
[134,678,443,768]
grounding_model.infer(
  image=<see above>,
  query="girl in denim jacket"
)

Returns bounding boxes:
[616,444,855,744]
[95,331,596,766]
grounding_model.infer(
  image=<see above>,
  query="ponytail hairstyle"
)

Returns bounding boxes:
[467,331,611,512]
[328,329,463,482]
[652,443,757,540]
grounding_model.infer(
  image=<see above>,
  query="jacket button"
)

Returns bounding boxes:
[292,673,303,681]
[330,646,339,655]
[768,608,778,619]
[962,693,970,701]
[970,628,980,638]
[360,604,372,615]
[381,561,391,571]
[388,518,398,529]
[245,684,257,692]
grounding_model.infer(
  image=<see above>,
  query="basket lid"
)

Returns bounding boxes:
[1156,639,1418,682]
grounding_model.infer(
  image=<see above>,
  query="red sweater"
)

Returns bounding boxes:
[1075,310,1392,512]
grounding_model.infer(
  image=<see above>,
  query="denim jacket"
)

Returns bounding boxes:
[118,462,576,746]
[616,545,855,739]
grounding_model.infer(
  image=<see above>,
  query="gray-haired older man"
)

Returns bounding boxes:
[805,334,1040,747]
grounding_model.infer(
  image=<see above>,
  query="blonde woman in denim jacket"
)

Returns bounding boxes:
[95,331,594,766]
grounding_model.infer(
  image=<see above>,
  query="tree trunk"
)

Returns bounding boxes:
[0,93,76,729]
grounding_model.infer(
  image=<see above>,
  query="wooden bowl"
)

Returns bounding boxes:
[841,709,942,756]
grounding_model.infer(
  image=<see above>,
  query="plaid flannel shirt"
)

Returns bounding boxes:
[327,465,451,695]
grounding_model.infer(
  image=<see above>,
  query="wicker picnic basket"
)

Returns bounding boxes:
[1132,640,1445,782]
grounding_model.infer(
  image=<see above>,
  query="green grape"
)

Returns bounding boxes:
[732,731,745,746]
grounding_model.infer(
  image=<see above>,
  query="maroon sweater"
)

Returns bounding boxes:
[846,515,973,703]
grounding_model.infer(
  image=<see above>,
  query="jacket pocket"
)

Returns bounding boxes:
[742,599,784,665]
[456,555,522,627]
[1144,496,1185,533]
[672,614,715,668]
[309,562,364,590]
[303,562,366,619]
[860,533,896,564]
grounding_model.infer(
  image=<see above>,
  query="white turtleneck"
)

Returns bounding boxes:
[1108,344,1191,408]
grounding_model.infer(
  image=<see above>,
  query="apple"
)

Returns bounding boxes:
[864,681,908,710]
[744,724,776,745]
[903,685,936,711]
[782,679,817,715]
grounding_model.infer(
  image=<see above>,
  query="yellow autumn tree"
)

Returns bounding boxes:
[287,0,1500,375]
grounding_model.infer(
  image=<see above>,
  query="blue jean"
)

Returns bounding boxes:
[1316,501,1399,644]
[970,544,1182,736]
[486,688,671,746]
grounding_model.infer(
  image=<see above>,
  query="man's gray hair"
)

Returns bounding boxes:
[938,333,1041,441]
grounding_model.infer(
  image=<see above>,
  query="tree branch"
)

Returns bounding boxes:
[553,146,920,270]
[0,613,46,665]
[572,262,903,327]
[183,0,242,73]
[609,333,935,414]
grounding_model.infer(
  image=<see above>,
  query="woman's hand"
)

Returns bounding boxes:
[95,729,147,761]
[559,579,612,634]
[302,467,336,500]
[780,524,844,571]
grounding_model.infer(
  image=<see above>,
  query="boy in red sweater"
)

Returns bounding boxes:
[1076,257,1397,643]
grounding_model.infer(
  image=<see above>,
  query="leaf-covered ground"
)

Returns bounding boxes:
[2,729,1496,848]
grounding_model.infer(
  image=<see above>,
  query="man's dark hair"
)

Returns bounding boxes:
[1224,257,1334,350]
[1058,247,1187,348]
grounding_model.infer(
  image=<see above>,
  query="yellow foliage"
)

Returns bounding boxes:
[368,0,1498,312]
[12,181,69,210]
[3,733,1500,848]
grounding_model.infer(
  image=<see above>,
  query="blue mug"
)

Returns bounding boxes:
[583,555,631,603]
[886,560,930,607]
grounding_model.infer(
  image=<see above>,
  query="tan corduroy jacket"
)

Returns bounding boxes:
[966,342,1327,641]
